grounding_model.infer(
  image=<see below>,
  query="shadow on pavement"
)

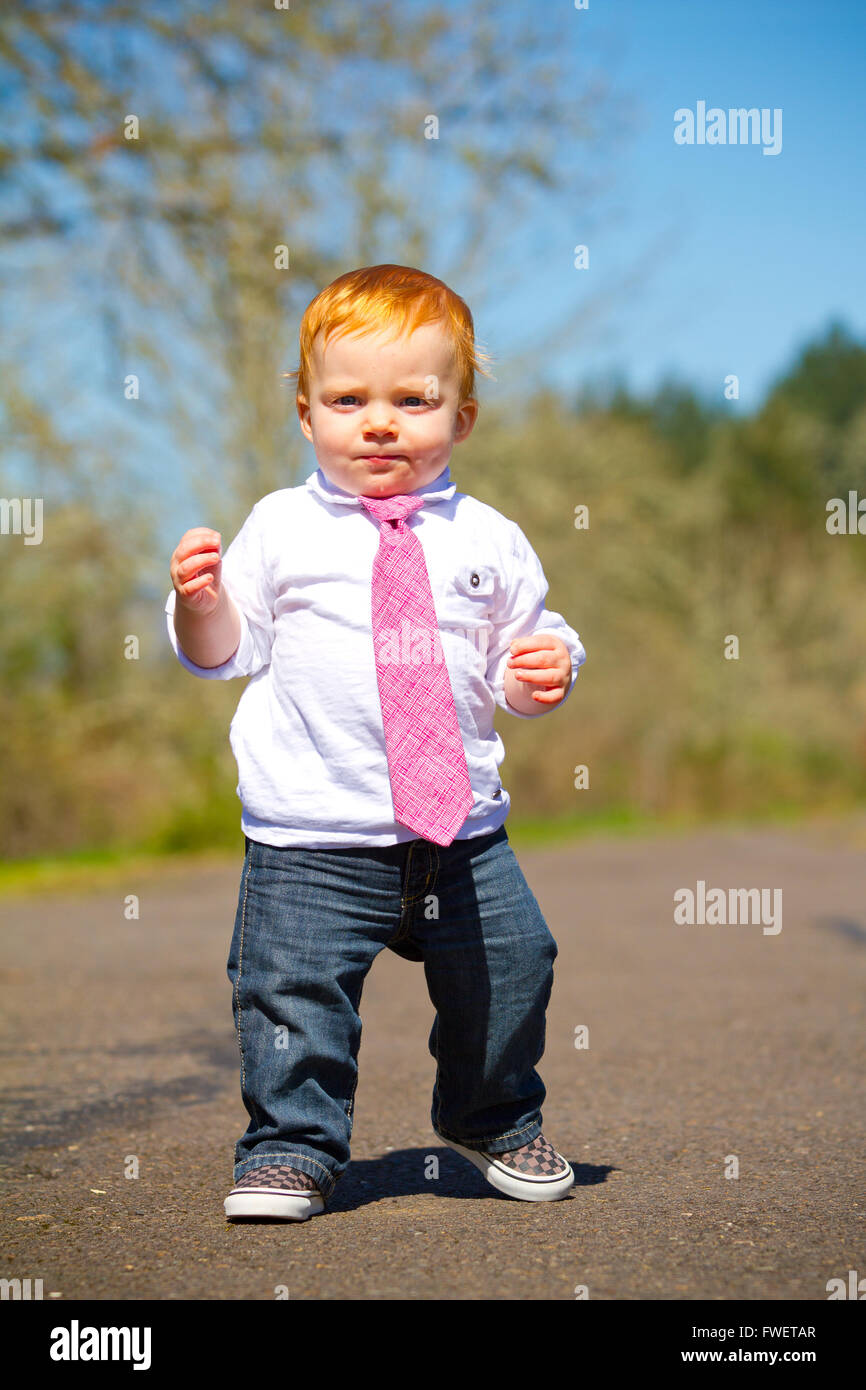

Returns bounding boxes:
[326,1148,615,1210]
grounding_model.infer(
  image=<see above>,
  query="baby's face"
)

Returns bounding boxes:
[297,320,477,498]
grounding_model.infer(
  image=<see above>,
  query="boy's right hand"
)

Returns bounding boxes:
[170,528,224,616]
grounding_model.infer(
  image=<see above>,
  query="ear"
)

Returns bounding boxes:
[453,398,479,444]
[296,395,313,443]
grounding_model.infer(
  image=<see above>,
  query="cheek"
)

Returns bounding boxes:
[313,412,349,447]
[412,417,452,450]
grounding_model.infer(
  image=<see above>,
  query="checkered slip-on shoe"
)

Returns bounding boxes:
[436,1132,574,1201]
[224,1163,326,1222]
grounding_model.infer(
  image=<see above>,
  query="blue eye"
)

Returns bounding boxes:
[331,394,426,407]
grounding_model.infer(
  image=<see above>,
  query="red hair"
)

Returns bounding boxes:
[283,264,494,406]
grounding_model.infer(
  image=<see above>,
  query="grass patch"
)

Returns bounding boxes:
[0,842,243,899]
[2,799,865,898]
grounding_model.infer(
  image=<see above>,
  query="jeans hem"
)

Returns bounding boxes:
[234,1153,338,1199]
[433,1115,543,1153]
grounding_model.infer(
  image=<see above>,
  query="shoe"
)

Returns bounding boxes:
[437,1132,574,1202]
[224,1163,326,1221]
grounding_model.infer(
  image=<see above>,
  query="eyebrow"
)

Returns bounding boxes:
[321,380,432,392]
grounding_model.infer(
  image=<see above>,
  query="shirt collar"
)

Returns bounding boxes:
[304,464,457,510]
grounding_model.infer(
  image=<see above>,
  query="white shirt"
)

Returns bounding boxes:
[164,465,586,847]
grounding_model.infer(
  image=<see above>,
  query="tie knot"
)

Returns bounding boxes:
[359,493,426,527]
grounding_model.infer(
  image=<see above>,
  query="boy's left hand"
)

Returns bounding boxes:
[506,634,572,706]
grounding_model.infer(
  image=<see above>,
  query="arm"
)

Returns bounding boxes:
[165,509,275,680]
[173,582,241,669]
[486,523,586,720]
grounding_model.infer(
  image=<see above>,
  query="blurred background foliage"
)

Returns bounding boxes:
[1,1,864,861]
[4,319,865,860]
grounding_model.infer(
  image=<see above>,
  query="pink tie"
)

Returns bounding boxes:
[359,492,474,846]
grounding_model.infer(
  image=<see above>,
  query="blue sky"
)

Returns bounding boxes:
[471,0,866,413]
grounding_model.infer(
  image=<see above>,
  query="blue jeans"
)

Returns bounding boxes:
[226,825,559,1200]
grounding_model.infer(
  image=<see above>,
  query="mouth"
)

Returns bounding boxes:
[359,455,405,462]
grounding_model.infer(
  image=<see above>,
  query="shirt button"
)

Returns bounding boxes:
[470,572,480,588]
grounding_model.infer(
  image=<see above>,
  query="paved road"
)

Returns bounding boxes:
[1,824,863,1301]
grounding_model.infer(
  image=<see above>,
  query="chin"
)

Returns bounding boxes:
[364,465,409,487]
[363,480,402,497]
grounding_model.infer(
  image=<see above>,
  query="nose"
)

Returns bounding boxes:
[362,402,397,436]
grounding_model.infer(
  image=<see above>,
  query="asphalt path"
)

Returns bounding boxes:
[1,823,863,1301]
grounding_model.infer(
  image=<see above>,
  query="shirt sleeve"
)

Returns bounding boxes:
[486,522,586,719]
[164,501,276,680]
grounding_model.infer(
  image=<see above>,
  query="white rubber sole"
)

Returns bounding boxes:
[224,1186,325,1222]
[437,1134,575,1201]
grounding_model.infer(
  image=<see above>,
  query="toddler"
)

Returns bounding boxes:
[165,264,586,1221]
